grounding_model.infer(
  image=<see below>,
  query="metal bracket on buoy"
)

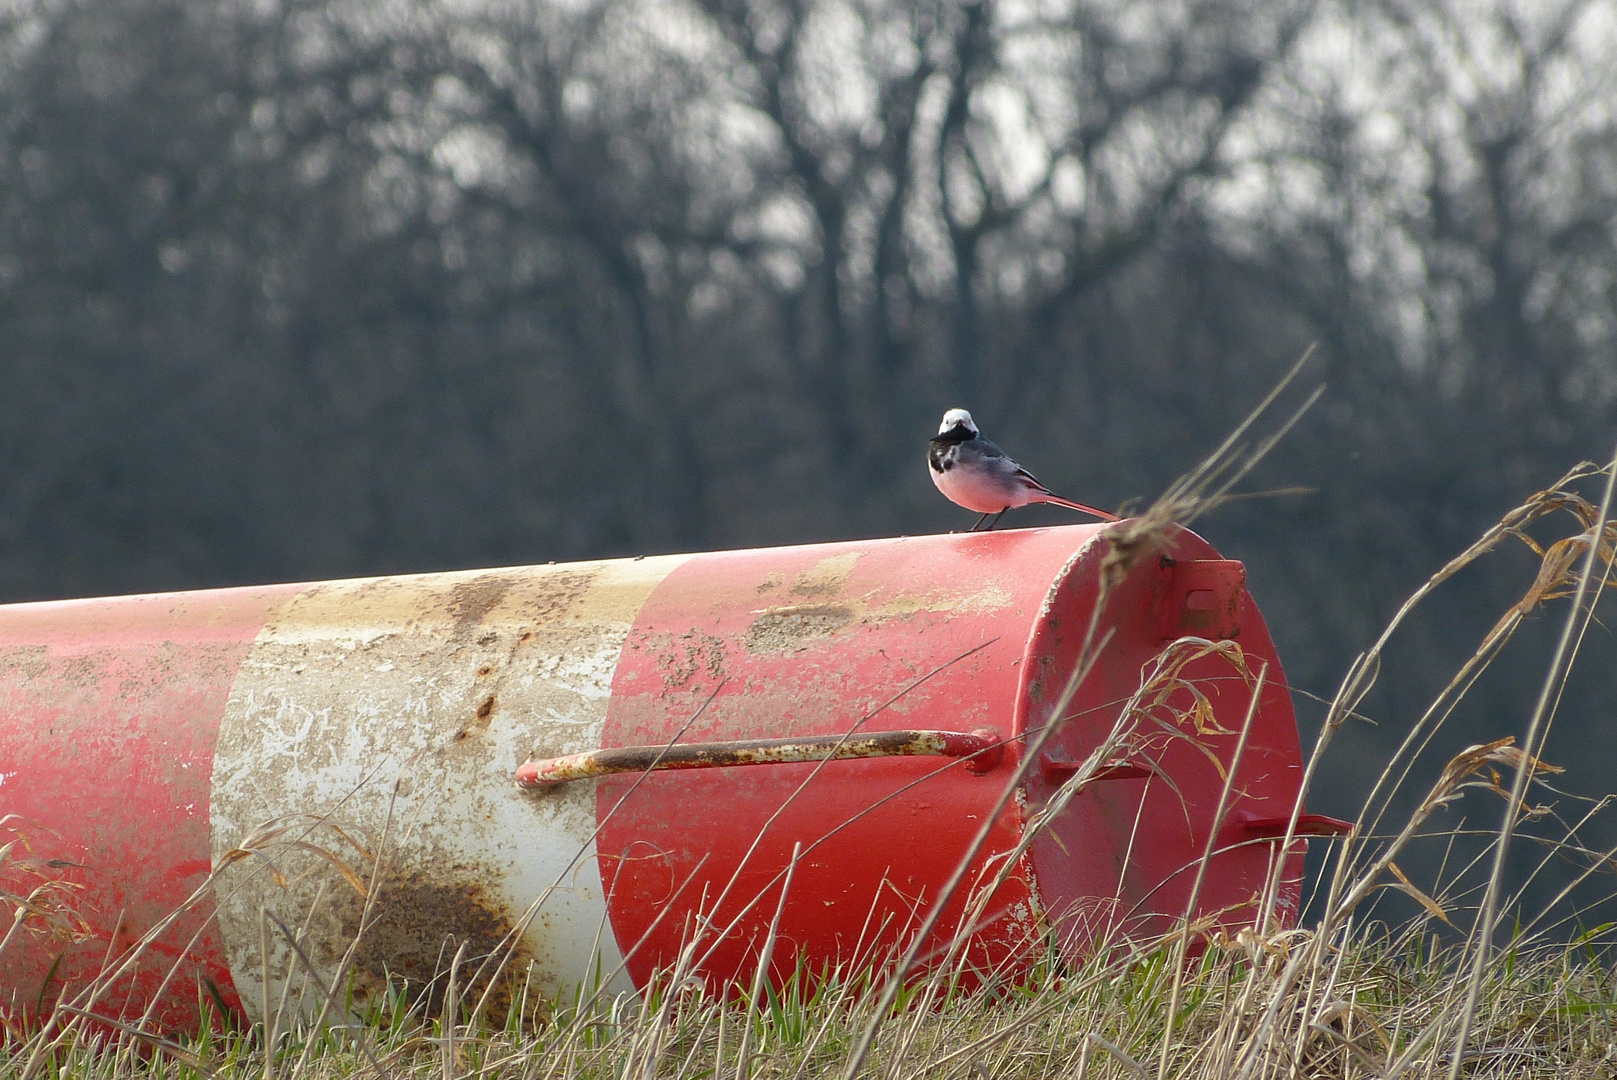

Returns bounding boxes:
[1233,811,1355,839]
[516,727,1006,789]
[1038,751,1162,785]
[1155,557,1246,641]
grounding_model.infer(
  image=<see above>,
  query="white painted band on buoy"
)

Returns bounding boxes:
[210,556,690,1017]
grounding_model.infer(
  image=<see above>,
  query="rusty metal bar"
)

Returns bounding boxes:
[516,727,1006,789]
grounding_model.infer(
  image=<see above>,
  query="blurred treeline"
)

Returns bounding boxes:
[2,0,1617,903]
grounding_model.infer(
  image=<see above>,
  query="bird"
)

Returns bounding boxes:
[928,408,1118,531]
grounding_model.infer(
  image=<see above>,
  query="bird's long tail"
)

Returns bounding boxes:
[1035,493,1120,522]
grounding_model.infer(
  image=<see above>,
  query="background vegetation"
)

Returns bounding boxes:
[1,0,1616,910]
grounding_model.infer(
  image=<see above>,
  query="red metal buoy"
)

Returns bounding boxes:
[0,524,1344,1033]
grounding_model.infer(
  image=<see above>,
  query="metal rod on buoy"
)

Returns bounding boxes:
[515,727,1006,788]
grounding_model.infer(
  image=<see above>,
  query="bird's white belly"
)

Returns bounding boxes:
[931,460,1033,513]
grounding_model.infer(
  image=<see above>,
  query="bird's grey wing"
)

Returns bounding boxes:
[1010,464,1051,492]
[962,438,1049,490]
[962,438,1019,471]
[975,439,1050,491]
[970,436,1008,461]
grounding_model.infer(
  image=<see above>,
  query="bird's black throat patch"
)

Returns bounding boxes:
[928,424,974,446]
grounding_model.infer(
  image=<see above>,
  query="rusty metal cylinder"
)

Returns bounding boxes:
[0,525,1337,1033]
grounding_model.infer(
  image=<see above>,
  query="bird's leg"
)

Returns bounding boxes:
[983,510,1008,531]
[971,512,993,531]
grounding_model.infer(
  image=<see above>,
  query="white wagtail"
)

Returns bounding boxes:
[928,408,1118,531]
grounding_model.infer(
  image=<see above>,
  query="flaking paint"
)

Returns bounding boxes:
[209,556,688,1020]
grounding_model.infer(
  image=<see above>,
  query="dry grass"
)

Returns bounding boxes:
[7,876,1617,1080]
[7,361,1617,1078]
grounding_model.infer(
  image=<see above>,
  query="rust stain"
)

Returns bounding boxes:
[339,870,533,1024]
[512,570,596,627]
[743,603,857,654]
[456,694,498,741]
[447,577,515,636]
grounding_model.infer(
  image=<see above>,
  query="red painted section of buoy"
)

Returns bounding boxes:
[0,586,298,1032]
[598,530,1057,991]
[594,524,1312,992]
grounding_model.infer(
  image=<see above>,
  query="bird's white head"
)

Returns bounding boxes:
[937,408,978,436]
